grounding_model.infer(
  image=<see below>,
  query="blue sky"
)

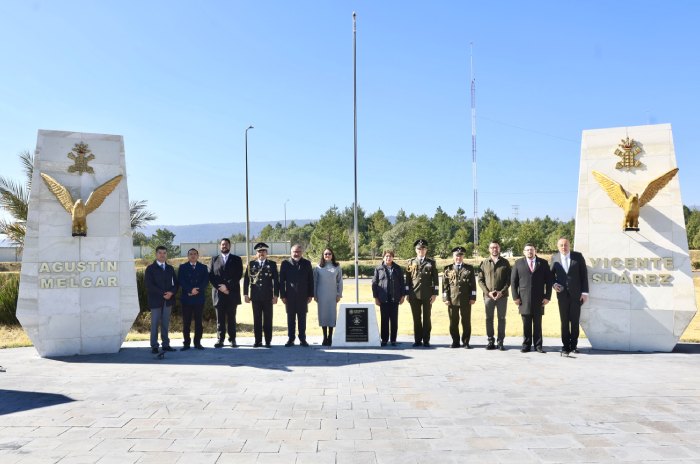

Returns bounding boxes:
[1,1,698,227]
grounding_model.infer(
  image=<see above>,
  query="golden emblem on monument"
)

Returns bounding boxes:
[592,168,679,231]
[40,173,123,236]
[614,136,643,170]
[67,142,96,174]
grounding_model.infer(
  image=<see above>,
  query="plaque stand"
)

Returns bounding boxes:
[331,303,380,347]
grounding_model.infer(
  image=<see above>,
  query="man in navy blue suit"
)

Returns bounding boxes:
[178,248,209,350]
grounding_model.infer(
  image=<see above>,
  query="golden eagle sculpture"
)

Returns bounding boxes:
[40,173,123,236]
[591,168,679,231]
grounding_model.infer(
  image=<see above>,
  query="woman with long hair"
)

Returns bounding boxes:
[313,247,343,346]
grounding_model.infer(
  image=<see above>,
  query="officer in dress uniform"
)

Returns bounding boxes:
[442,246,477,348]
[244,242,279,347]
[405,239,439,347]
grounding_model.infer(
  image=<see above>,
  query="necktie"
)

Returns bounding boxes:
[528,260,534,272]
[192,264,196,270]
[457,264,461,271]
[564,255,569,273]
[160,263,165,270]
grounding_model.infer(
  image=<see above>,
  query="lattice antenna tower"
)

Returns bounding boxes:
[512,205,520,220]
[470,43,478,255]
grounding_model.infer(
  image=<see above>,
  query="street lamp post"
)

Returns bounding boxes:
[284,198,290,240]
[245,125,254,271]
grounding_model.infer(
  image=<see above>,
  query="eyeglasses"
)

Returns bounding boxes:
[323,253,332,256]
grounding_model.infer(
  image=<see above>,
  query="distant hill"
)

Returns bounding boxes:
[139,220,315,243]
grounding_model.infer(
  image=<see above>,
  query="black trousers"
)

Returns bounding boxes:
[448,304,471,345]
[215,304,237,342]
[521,313,543,349]
[409,298,432,343]
[286,305,308,342]
[379,302,399,343]
[557,290,581,351]
[485,297,507,343]
[252,299,273,344]
[181,303,204,347]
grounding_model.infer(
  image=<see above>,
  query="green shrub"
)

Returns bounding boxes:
[693,261,700,270]
[0,273,19,325]
[341,263,379,278]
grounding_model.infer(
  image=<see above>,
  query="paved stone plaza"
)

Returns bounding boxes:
[1,336,700,463]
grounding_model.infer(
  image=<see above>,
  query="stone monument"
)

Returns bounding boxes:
[575,123,697,352]
[17,130,140,357]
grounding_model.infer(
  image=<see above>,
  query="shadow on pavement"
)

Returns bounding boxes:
[48,346,413,372]
[0,389,75,415]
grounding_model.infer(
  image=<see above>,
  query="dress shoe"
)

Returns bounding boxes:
[230,342,238,348]
[486,342,496,350]
[253,342,263,348]
[162,346,176,352]
[423,342,431,348]
[265,342,271,348]
[521,346,531,353]
[285,340,294,347]
[300,340,310,347]
[151,347,159,354]
[195,345,205,350]
[572,348,580,354]
[180,346,190,351]
[498,344,505,351]
[464,343,472,349]
[560,350,570,357]
[390,341,397,346]
[450,342,460,348]
[536,347,545,353]
[214,341,224,348]
[381,341,388,347]
[412,342,422,347]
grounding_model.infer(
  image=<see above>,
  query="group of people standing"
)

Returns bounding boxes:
[145,235,588,357]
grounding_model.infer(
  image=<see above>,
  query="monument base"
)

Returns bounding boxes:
[332,303,380,348]
[582,307,696,352]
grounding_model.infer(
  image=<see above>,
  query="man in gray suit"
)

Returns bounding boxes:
[511,243,553,353]
[550,237,589,356]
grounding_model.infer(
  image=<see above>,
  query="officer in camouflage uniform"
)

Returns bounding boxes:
[244,242,279,347]
[442,246,477,348]
[405,239,439,347]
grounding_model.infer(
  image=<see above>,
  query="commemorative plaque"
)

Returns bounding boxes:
[332,303,380,347]
[345,307,369,342]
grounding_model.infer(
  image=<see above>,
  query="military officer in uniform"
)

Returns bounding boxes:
[405,239,439,347]
[442,246,477,348]
[244,242,279,347]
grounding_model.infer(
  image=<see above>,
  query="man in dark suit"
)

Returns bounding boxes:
[209,238,243,348]
[244,242,279,348]
[145,245,178,354]
[279,244,314,347]
[178,248,209,350]
[511,243,553,353]
[550,237,589,356]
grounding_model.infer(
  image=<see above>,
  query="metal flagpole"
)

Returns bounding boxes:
[352,12,359,303]
[245,125,254,272]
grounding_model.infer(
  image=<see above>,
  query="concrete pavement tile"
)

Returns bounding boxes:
[369,428,406,440]
[91,439,136,454]
[127,428,164,439]
[203,439,245,453]
[266,429,302,440]
[55,454,102,463]
[317,439,356,452]
[130,439,174,452]
[241,440,281,453]
[279,439,319,453]
[287,419,320,430]
[211,452,258,464]
[166,438,211,452]
[133,451,181,463]
[337,428,372,440]
[173,452,220,463]
[95,453,143,464]
[405,428,443,439]
[295,451,336,464]
[335,451,377,464]
[300,429,336,441]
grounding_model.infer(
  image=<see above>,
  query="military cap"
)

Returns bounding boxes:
[253,242,269,251]
[413,239,428,248]
[452,246,467,255]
